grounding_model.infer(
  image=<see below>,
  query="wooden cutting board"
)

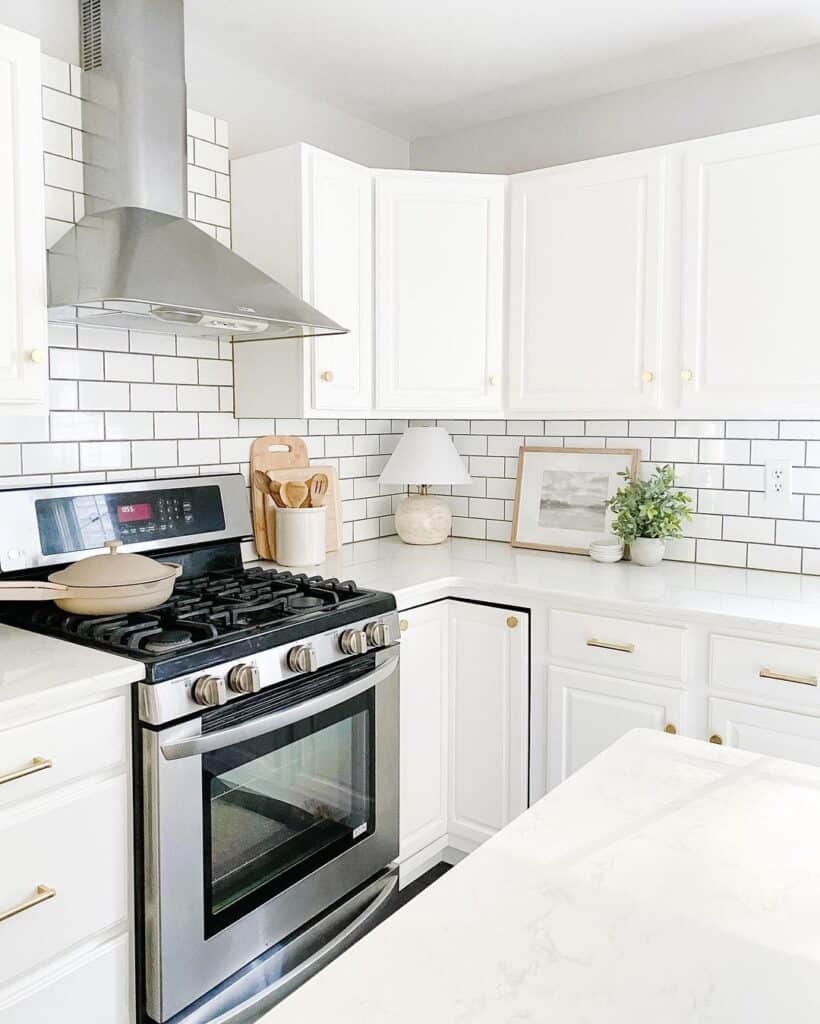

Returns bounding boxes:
[249,436,309,559]
[267,465,343,555]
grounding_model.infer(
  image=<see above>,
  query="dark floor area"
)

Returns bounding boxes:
[394,861,451,912]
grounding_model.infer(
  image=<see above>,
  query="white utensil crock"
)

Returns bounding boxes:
[275,506,326,567]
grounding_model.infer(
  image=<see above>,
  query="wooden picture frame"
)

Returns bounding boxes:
[510,446,641,554]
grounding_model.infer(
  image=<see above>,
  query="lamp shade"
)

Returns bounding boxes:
[379,427,470,486]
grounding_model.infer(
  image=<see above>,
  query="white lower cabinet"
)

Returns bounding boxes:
[0,934,130,1024]
[399,602,449,864]
[398,600,529,880]
[709,698,820,767]
[0,693,133,1022]
[547,666,685,788]
[448,602,528,850]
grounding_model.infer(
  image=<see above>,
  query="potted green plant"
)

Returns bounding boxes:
[606,465,692,566]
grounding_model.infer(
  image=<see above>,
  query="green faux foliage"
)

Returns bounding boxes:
[605,465,693,544]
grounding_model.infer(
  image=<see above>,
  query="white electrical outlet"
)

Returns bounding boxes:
[764,459,793,513]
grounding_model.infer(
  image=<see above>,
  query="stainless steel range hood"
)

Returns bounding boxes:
[47,0,346,342]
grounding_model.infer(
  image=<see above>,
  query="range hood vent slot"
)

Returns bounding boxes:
[79,0,102,71]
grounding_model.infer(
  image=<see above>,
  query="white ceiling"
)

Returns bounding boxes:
[185,0,820,140]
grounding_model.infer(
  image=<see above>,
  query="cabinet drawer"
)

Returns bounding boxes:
[549,609,686,680]
[709,698,820,768]
[711,635,820,706]
[0,933,131,1024]
[0,697,127,809]
[0,774,129,986]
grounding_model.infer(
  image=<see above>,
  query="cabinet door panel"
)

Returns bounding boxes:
[709,698,820,767]
[548,667,683,787]
[305,149,373,411]
[508,151,665,413]
[0,27,47,409]
[680,117,820,414]
[375,172,504,412]
[399,603,449,862]
[448,603,528,846]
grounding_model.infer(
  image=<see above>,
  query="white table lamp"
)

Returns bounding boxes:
[379,427,471,544]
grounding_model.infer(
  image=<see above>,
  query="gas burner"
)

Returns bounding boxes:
[288,595,327,610]
[143,629,193,654]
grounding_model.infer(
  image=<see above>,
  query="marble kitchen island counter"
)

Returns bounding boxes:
[266,730,820,1023]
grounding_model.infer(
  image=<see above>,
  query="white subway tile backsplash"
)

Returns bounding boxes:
[178,385,220,412]
[78,325,129,352]
[50,347,103,380]
[80,441,131,471]
[130,331,176,355]
[198,360,232,386]
[722,516,775,544]
[697,539,747,568]
[750,440,806,465]
[699,439,750,464]
[177,337,220,360]
[132,441,178,469]
[131,383,177,411]
[105,352,153,382]
[40,53,71,91]
[747,544,802,573]
[22,443,79,475]
[50,411,104,441]
[725,421,779,439]
[776,520,820,548]
[194,138,229,173]
[105,412,154,440]
[155,412,199,439]
[155,356,198,385]
[79,381,129,410]
[675,420,725,438]
[651,438,699,463]
[0,446,21,476]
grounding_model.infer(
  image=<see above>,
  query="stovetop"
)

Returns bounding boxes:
[5,566,396,682]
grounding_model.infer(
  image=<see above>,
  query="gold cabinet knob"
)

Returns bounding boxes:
[663,723,677,735]
[320,370,334,383]
[506,615,519,629]
[399,618,409,632]
[29,349,45,364]
[681,368,694,382]
[641,370,654,384]
[488,375,499,386]
[709,734,723,745]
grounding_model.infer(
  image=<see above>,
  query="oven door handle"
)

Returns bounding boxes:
[160,654,399,760]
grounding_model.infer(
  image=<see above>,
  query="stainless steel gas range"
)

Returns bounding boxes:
[0,474,400,1023]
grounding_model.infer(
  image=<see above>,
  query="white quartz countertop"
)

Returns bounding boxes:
[266,729,820,1023]
[0,622,145,721]
[252,536,820,635]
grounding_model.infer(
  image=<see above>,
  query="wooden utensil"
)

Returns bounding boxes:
[281,480,310,509]
[250,436,309,559]
[309,473,329,508]
[266,466,343,552]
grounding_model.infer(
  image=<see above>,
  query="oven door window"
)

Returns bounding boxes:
[202,688,375,936]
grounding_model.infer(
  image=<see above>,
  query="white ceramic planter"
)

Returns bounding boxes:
[630,537,666,566]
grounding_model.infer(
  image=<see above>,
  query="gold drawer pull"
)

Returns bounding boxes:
[759,668,818,687]
[0,885,56,924]
[709,734,723,745]
[399,619,409,632]
[0,756,52,787]
[664,724,677,735]
[587,637,636,654]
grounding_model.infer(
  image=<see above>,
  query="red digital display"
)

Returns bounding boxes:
[117,502,153,523]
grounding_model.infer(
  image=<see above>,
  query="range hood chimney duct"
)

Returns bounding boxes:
[47,0,346,343]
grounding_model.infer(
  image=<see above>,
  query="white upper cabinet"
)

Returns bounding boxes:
[0,26,47,411]
[374,171,505,413]
[508,151,667,415]
[679,117,820,415]
[231,145,373,417]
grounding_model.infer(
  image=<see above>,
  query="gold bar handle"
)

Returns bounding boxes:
[759,668,818,687]
[0,757,52,787]
[586,637,636,654]
[0,885,56,924]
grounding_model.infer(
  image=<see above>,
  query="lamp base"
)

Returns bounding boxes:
[394,493,452,545]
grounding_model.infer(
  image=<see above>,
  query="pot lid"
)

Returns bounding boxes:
[49,540,177,588]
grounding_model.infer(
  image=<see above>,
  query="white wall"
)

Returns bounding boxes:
[410,43,820,173]
[0,0,78,63]
[185,42,409,167]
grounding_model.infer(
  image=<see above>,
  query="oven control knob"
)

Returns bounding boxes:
[192,674,228,707]
[287,645,318,673]
[339,629,368,656]
[365,621,391,648]
[228,663,261,695]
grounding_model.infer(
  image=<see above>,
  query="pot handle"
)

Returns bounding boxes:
[0,581,69,601]
[163,562,183,579]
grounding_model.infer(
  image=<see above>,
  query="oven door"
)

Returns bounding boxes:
[142,648,399,1023]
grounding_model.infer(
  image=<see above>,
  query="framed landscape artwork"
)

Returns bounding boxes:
[511,447,641,554]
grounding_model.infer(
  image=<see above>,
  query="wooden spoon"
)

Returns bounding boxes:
[309,473,329,508]
[253,470,285,508]
[280,479,310,509]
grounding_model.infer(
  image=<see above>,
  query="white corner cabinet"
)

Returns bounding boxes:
[231,148,505,418]
[0,691,133,1023]
[231,114,820,420]
[397,600,528,884]
[0,26,48,412]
